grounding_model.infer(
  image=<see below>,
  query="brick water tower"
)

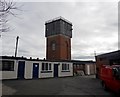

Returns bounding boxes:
[45,17,72,60]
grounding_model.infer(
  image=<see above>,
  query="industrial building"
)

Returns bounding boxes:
[96,50,120,78]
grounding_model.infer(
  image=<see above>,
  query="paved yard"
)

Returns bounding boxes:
[2,75,116,96]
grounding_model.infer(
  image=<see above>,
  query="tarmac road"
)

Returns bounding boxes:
[2,75,116,96]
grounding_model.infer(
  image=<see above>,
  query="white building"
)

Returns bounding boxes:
[0,56,73,80]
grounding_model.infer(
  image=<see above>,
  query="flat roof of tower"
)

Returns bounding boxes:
[45,16,72,25]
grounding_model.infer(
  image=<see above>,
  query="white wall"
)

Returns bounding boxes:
[85,64,90,75]
[85,64,96,75]
[40,72,53,78]
[2,59,18,80]
[25,61,33,79]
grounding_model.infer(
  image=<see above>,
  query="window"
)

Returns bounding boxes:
[62,64,69,71]
[63,21,65,34]
[51,41,56,51]
[62,64,64,70]
[49,63,51,70]
[42,63,45,70]
[52,43,56,51]
[2,60,14,71]
[42,63,52,71]
[67,64,69,70]
[46,63,48,70]
[53,22,55,31]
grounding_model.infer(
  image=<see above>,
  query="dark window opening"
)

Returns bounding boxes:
[46,63,48,70]
[49,63,51,70]
[42,63,52,71]
[42,63,45,70]
[2,60,14,71]
[62,64,69,71]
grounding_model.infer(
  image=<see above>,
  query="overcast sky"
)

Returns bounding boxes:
[1,0,118,61]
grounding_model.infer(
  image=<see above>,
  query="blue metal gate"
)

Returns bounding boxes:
[33,63,39,79]
[17,61,25,79]
[54,64,58,77]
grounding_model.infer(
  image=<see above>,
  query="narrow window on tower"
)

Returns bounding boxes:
[53,22,55,34]
[63,21,65,34]
[52,43,56,51]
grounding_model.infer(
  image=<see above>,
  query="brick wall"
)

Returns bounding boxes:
[46,34,71,60]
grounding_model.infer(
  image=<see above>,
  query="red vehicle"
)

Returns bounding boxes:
[100,65,120,94]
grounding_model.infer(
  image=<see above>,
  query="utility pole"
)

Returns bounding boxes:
[15,36,19,57]
[94,51,97,61]
[94,51,96,57]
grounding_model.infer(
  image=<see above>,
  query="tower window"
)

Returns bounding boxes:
[52,43,56,51]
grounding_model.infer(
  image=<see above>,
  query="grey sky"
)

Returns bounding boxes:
[1,1,118,60]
